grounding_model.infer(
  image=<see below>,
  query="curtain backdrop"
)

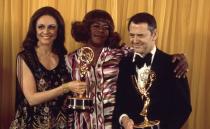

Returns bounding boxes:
[0,0,209,129]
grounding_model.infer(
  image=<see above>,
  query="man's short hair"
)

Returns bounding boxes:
[128,12,157,32]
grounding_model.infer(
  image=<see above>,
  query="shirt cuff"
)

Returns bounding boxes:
[119,114,128,125]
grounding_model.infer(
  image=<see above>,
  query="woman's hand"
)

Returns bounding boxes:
[121,116,134,129]
[65,80,87,95]
[172,53,189,78]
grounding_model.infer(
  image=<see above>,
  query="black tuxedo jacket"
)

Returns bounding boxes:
[113,49,192,129]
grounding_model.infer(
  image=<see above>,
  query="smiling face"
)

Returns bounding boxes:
[89,21,109,47]
[129,22,157,56]
[36,15,58,46]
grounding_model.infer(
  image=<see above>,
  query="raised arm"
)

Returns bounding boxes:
[17,56,87,106]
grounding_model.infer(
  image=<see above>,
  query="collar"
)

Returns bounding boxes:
[132,45,156,64]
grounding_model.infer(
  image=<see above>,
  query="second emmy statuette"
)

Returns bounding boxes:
[132,69,160,129]
[66,47,94,112]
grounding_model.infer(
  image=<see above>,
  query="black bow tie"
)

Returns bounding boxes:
[134,53,152,68]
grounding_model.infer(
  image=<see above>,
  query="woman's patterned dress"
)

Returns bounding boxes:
[10,49,71,129]
[66,47,130,129]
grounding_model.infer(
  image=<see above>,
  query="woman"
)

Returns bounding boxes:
[10,6,86,129]
[66,9,188,129]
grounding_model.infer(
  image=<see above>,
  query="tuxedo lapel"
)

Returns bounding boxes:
[146,49,163,95]
[151,49,161,73]
[126,52,137,76]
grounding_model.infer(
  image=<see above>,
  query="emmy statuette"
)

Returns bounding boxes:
[66,47,94,112]
[132,69,160,129]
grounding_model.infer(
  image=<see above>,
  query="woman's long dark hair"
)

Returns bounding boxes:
[23,6,67,55]
[71,9,121,48]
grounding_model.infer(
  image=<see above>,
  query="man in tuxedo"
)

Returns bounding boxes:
[113,12,192,129]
